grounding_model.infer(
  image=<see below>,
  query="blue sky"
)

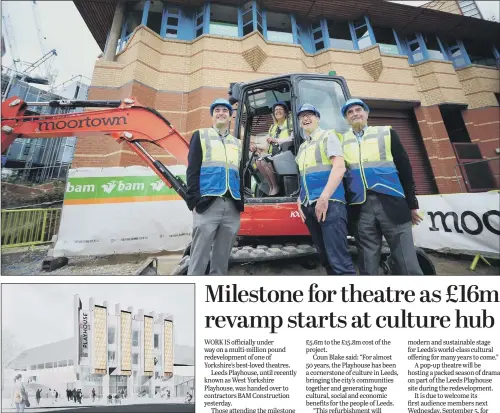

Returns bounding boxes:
[1,1,498,89]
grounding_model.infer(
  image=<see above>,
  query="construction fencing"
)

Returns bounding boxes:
[1,207,62,248]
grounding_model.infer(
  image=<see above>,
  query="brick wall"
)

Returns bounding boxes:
[414,106,463,193]
[73,26,500,194]
[462,107,500,188]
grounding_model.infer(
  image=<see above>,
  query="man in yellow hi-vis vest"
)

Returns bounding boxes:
[185,98,243,275]
[295,103,355,275]
[341,98,423,275]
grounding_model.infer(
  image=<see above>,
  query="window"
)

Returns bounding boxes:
[327,21,354,50]
[195,5,206,37]
[68,359,74,366]
[133,330,139,346]
[266,12,293,44]
[22,143,32,156]
[144,0,162,35]
[297,78,349,133]
[124,3,143,38]
[161,6,180,39]
[461,39,497,67]
[440,38,470,68]
[154,334,159,349]
[372,26,400,55]
[352,17,374,50]
[132,353,139,365]
[45,362,54,368]
[311,21,326,51]
[458,0,482,18]
[405,34,426,63]
[37,364,44,370]
[209,4,238,37]
[30,365,37,370]
[57,360,68,367]
[241,1,263,36]
[423,35,445,60]
[108,326,115,344]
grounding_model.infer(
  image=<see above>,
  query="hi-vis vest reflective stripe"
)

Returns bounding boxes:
[199,128,241,200]
[267,117,293,154]
[295,128,345,204]
[342,125,405,205]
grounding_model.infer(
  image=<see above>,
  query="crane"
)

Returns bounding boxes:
[1,7,20,72]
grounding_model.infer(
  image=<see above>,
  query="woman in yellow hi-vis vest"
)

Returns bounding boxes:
[250,101,293,196]
[340,98,423,275]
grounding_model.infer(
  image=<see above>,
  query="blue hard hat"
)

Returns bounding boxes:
[341,98,370,118]
[210,98,233,116]
[272,101,289,113]
[297,103,320,119]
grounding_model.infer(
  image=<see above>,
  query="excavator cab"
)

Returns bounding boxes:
[230,74,351,202]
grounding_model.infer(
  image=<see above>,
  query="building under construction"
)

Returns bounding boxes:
[72,0,499,195]
[1,71,89,185]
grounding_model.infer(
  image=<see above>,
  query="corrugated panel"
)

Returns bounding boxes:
[74,0,118,51]
[368,109,438,195]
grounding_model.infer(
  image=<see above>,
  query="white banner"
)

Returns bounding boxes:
[53,167,499,258]
[413,192,500,257]
[53,166,192,257]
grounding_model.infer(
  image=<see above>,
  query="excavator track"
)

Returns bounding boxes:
[168,242,437,275]
[170,242,318,275]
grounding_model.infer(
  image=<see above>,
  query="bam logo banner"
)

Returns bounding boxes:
[53,166,192,258]
[413,192,500,256]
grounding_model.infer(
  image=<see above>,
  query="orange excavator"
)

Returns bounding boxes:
[1,73,436,274]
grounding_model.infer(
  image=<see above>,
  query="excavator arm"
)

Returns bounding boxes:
[1,96,190,201]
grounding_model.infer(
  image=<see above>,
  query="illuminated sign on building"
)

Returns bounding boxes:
[164,320,173,376]
[121,311,132,375]
[79,311,90,365]
[93,305,107,375]
[144,315,154,376]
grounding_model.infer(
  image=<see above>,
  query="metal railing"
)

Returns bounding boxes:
[1,207,62,248]
[175,377,194,398]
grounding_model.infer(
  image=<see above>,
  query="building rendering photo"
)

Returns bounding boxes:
[2,284,194,409]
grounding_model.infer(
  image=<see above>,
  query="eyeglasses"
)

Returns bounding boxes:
[299,112,315,120]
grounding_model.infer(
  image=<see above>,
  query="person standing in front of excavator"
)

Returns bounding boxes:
[340,98,423,275]
[186,98,243,275]
[295,103,356,275]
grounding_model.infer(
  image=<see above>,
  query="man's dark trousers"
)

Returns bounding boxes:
[302,201,355,275]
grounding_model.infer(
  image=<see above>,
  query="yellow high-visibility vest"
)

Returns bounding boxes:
[199,128,241,200]
[342,125,405,205]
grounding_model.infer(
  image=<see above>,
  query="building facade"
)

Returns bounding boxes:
[1,72,89,184]
[72,0,500,194]
[3,295,192,400]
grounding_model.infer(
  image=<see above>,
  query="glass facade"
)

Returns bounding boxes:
[1,72,84,186]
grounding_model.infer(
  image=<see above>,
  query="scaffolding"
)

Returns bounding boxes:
[1,73,83,187]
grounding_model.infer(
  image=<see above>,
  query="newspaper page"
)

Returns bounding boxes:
[198,276,499,413]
